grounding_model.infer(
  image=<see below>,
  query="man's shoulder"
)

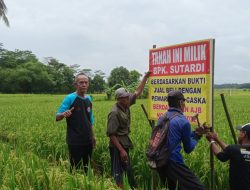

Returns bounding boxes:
[61,92,77,104]
[85,95,93,102]
[171,113,189,124]
[129,93,136,106]
[65,92,77,99]
[227,144,241,149]
[224,144,241,154]
[108,105,119,115]
[229,144,250,151]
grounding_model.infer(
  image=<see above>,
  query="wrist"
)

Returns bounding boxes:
[210,140,216,145]
[193,131,202,140]
[119,148,125,153]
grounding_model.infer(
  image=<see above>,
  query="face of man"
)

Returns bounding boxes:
[180,99,186,112]
[75,75,89,95]
[117,96,130,109]
[238,130,247,145]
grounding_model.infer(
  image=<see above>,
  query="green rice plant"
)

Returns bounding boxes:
[0,90,249,189]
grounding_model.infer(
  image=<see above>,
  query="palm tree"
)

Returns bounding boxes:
[0,0,9,26]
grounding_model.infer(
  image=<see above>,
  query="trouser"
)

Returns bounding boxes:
[157,160,205,190]
[68,144,93,173]
[109,147,137,189]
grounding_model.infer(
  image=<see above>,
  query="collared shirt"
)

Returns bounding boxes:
[57,92,94,145]
[157,108,199,164]
[107,94,136,148]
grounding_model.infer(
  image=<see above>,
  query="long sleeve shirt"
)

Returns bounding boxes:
[157,108,200,164]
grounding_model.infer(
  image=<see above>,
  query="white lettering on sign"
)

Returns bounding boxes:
[184,44,206,62]
[152,50,171,65]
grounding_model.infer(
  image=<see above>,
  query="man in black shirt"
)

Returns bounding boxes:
[56,73,95,173]
[207,123,250,190]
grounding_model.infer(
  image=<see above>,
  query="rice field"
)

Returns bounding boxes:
[0,89,249,190]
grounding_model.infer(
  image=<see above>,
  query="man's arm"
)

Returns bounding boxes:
[56,107,74,121]
[206,132,230,162]
[107,112,128,162]
[91,126,96,148]
[110,135,128,162]
[207,132,228,150]
[56,113,64,121]
[56,95,73,121]
[210,141,222,155]
[182,122,198,153]
[214,137,228,150]
[134,71,150,97]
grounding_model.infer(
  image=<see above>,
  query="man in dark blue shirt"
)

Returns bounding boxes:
[156,91,205,190]
[56,73,95,173]
[207,123,250,190]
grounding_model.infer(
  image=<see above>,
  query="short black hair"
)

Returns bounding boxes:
[168,96,181,108]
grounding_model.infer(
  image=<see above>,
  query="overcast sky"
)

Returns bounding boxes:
[1,0,250,84]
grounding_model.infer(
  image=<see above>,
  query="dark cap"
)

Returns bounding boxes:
[236,123,250,132]
[167,91,185,100]
[115,88,130,99]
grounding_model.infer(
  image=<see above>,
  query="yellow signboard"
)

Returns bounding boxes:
[148,39,214,125]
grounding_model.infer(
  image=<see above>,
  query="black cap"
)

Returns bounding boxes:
[167,91,185,100]
[236,123,250,132]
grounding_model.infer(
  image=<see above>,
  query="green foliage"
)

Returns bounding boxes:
[0,49,38,68]
[90,74,106,93]
[129,70,142,84]
[46,57,75,93]
[0,47,76,94]
[0,45,145,96]
[108,66,130,88]
[106,67,147,99]
[1,91,250,189]
[0,0,9,26]
[215,83,250,89]
[105,83,122,100]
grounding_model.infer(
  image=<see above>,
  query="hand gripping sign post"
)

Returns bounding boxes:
[148,39,215,190]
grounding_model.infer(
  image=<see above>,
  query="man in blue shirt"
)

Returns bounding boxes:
[56,73,95,173]
[156,91,205,190]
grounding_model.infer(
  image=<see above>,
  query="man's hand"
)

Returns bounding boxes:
[144,71,151,78]
[195,122,211,136]
[135,71,151,97]
[206,132,213,142]
[120,149,128,163]
[206,132,219,142]
[62,107,74,118]
[195,126,205,136]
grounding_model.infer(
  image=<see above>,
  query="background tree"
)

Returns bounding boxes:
[0,45,79,94]
[0,0,9,26]
[90,74,106,93]
[80,68,93,78]
[45,57,75,93]
[0,49,54,93]
[129,70,142,84]
[108,66,130,88]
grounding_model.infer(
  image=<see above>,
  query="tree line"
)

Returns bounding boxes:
[0,44,144,96]
[215,83,250,89]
